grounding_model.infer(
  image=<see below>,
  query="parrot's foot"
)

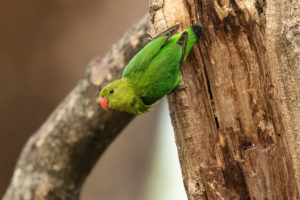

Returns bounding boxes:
[168,85,187,94]
[176,85,188,90]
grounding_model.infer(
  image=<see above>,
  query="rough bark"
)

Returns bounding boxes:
[149,0,300,199]
[3,16,149,200]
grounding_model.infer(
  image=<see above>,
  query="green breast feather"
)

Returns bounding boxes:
[100,24,203,115]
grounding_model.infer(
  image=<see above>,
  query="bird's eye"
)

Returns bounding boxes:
[109,89,114,94]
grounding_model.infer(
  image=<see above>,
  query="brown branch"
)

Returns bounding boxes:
[150,0,300,199]
[3,16,149,200]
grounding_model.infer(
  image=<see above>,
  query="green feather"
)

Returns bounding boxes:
[100,24,203,114]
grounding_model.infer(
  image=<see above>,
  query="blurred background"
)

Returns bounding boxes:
[0,0,187,199]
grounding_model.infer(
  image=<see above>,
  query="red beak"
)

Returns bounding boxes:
[100,97,108,111]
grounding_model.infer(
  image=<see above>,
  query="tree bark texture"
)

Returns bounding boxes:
[3,16,149,200]
[149,0,300,199]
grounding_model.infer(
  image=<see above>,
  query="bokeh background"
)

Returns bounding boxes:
[0,0,187,199]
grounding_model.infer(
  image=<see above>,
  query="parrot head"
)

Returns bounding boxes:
[99,78,151,114]
[100,79,126,111]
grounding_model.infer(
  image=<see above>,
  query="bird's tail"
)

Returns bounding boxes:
[178,24,203,60]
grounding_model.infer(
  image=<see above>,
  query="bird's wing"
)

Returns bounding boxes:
[122,25,179,79]
[138,32,188,105]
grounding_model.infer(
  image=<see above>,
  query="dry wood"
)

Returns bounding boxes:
[3,16,149,200]
[149,0,300,199]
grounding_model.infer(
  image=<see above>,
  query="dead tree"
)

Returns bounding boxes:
[149,0,300,199]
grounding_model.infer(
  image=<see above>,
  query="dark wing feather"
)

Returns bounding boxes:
[176,31,188,66]
[151,24,180,40]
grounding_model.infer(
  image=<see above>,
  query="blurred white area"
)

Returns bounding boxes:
[141,98,188,200]
[82,98,187,200]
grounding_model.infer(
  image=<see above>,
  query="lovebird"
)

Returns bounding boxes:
[100,24,203,114]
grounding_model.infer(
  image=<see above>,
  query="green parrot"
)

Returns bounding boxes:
[100,24,203,114]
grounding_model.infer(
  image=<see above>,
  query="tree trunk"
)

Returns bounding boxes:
[3,16,149,200]
[149,0,300,199]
